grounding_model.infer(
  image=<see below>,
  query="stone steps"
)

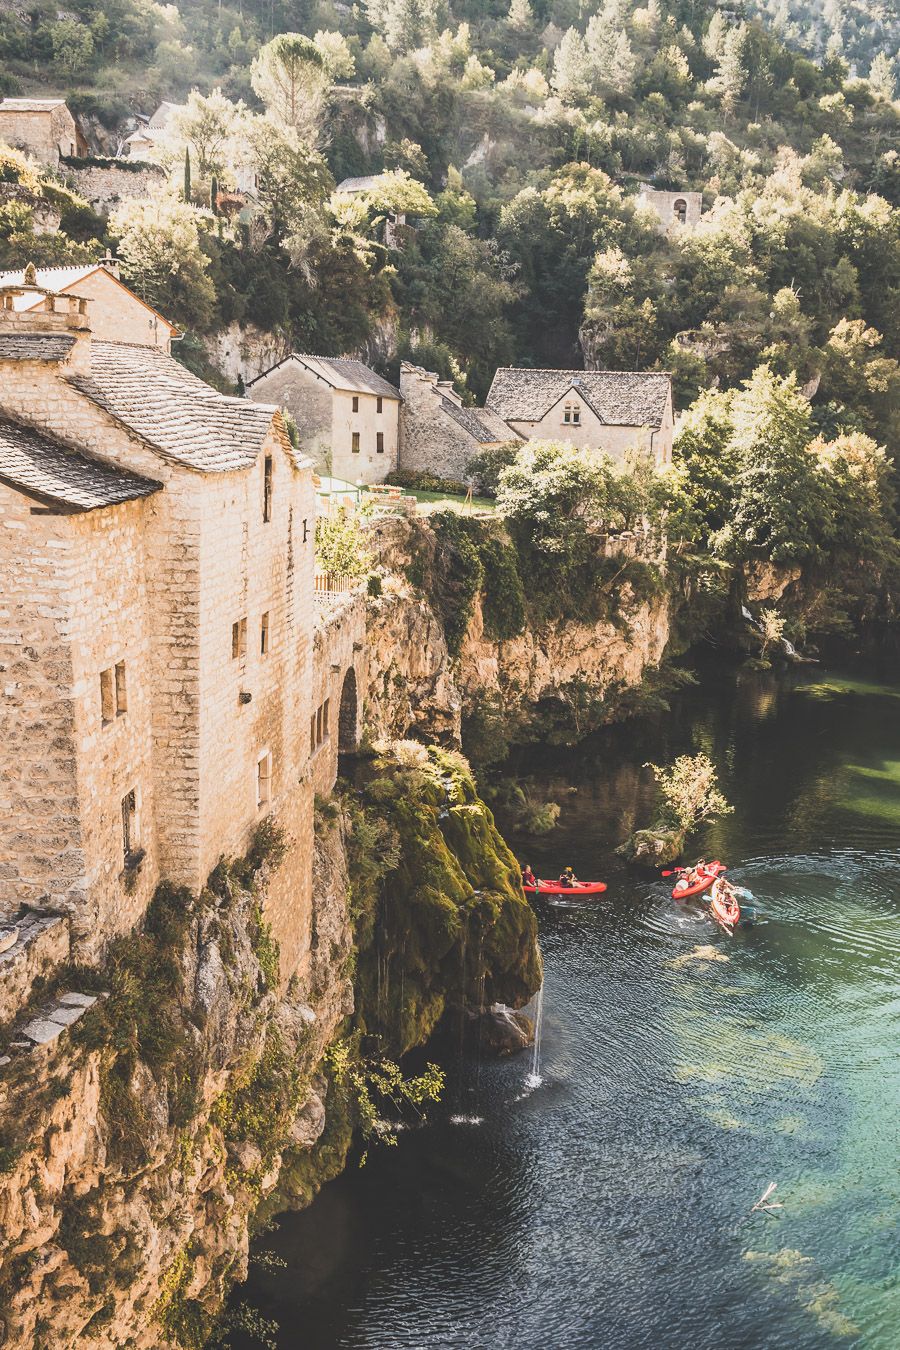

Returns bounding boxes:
[3,989,104,1062]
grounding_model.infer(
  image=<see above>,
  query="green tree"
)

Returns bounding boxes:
[251,33,329,144]
[552,29,593,102]
[869,53,896,101]
[110,195,216,333]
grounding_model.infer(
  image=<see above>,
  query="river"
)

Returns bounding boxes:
[231,660,900,1349]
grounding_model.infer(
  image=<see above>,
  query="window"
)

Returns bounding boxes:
[572,404,581,425]
[100,668,114,724]
[352,395,359,412]
[310,698,331,753]
[351,432,360,454]
[310,714,317,755]
[263,455,273,523]
[563,402,581,426]
[376,431,385,454]
[316,704,323,744]
[122,789,140,864]
[114,661,127,715]
[232,618,247,660]
[260,611,270,656]
[323,698,330,738]
[376,396,383,414]
[256,752,272,810]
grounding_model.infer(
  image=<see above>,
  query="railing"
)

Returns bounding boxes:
[315,572,354,594]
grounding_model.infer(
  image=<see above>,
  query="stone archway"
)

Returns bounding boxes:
[338,667,358,754]
[673,198,688,225]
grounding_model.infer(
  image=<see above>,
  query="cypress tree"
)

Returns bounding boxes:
[183,147,191,203]
[210,174,219,214]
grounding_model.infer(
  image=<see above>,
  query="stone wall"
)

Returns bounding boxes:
[249,360,333,470]
[310,594,366,797]
[0,106,81,164]
[398,363,480,482]
[636,186,703,232]
[204,321,291,387]
[62,162,165,209]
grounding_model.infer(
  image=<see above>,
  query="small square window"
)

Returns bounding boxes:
[376,396,383,414]
[352,395,359,413]
[376,432,384,454]
[100,668,114,724]
[256,751,272,810]
[351,432,360,454]
[260,611,270,656]
[563,405,571,425]
[232,618,247,660]
[263,455,273,523]
[114,661,127,715]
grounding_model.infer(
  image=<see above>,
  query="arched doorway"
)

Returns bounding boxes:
[673,198,688,225]
[338,667,358,754]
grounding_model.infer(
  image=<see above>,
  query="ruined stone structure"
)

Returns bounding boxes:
[0,262,177,349]
[485,367,675,466]
[636,184,703,232]
[399,362,519,481]
[248,353,401,484]
[0,98,88,164]
[62,160,166,211]
[0,276,331,977]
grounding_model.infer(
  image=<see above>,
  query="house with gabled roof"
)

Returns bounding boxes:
[248,353,402,484]
[0,98,88,164]
[0,273,321,974]
[485,368,674,466]
[0,261,178,350]
[399,362,520,482]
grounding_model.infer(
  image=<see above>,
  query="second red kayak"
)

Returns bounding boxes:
[672,861,726,899]
[524,880,608,897]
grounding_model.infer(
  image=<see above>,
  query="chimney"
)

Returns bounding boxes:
[0,264,92,371]
[99,252,121,280]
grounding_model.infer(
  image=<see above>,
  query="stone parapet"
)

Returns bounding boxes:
[0,911,70,1028]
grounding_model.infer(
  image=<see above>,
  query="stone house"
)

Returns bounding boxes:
[636,185,703,232]
[0,98,88,165]
[0,262,178,350]
[399,362,519,482]
[0,276,324,979]
[335,175,411,248]
[248,354,401,484]
[485,368,675,466]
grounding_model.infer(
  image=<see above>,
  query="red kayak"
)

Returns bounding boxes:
[524,880,608,897]
[671,861,726,899]
[709,878,740,930]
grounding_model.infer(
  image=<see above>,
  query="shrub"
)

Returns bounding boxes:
[385,469,469,495]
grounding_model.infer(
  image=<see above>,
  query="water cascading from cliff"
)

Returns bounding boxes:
[525,983,544,1089]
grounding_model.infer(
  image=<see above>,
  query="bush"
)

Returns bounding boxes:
[385,469,469,495]
[466,443,520,496]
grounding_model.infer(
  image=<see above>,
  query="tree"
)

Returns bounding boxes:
[645,753,733,833]
[552,29,593,103]
[610,32,638,94]
[507,0,533,33]
[50,19,94,75]
[869,53,896,101]
[711,24,747,118]
[165,88,242,178]
[314,29,356,80]
[183,147,191,204]
[251,33,329,145]
[110,196,216,332]
[315,510,373,580]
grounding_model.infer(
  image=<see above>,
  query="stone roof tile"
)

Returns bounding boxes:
[0,415,162,510]
[252,353,401,403]
[485,368,671,429]
[440,397,517,445]
[70,341,278,473]
[0,333,76,362]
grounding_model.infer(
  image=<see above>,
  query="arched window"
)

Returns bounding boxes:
[673,198,688,225]
[338,667,358,754]
[563,401,581,426]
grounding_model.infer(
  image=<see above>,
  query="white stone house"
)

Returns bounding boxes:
[248,354,402,485]
[0,98,88,164]
[0,277,321,976]
[399,362,519,482]
[636,185,703,232]
[485,368,675,467]
[0,262,178,350]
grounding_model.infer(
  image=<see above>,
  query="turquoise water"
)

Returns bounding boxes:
[233,662,900,1348]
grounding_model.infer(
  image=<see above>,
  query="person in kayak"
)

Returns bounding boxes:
[558,866,578,887]
[522,864,536,889]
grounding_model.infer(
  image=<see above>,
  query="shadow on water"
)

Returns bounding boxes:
[230,657,900,1350]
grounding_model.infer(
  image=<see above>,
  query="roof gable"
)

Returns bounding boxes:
[0,414,161,511]
[0,266,178,335]
[486,368,672,430]
[252,353,401,403]
[440,397,517,445]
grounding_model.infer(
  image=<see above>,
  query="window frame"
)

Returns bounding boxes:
[352,395,359,413]
[263,454,273,523]
[100,667,114,724]
[351,431,361,454]
[260,611,270,656]
[121,787,141,867]
[376,396,383,414]
[256,750,272,811]
[114,660,127,716]
[376,431,385,454]
[232,617,248,661]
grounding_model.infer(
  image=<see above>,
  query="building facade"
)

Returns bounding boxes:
[0,99,88,164]
[485,368,675,467]
[0,278,321,979]
[0,262,177,350]
[399,362,519,482]
[248,354,401,484]
[636,185,703,232]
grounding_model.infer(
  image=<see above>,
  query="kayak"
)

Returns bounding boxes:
[523,880,608,897]
[709,878,741,930]
[671,860,726,899]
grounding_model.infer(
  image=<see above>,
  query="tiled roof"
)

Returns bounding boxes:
[485,368,672,429]
[0,415,161,510]
[0,264,178,331]
[0,333,76,361]
[440,397,517,445]
[0,98,67,112]
[253,353,401,403]
[70,341,278,473]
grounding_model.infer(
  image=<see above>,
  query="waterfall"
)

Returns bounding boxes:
[526,984,545,1090]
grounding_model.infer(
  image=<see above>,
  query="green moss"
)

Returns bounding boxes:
[212,1028,308,1179]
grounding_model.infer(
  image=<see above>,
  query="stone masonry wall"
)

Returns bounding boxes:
[62,163,165,210]
[398,364,479,482]
[249,362,333,473]
[310,595,366,797]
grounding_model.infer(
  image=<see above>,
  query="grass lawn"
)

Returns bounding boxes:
[404,489,496,513]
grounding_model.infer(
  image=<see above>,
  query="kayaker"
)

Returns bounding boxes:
[522,864,536,889]
[558,866,577,887]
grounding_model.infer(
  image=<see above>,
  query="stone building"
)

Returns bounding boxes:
[485,368,675,466]
[248,354,402,484]
[399,362,519,482]
[0,98,88,164]
[0,275,324,979]
[0,262,178,350]
[636,184,703,232]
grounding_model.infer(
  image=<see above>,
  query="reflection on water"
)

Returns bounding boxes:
[231,662,900,1350]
